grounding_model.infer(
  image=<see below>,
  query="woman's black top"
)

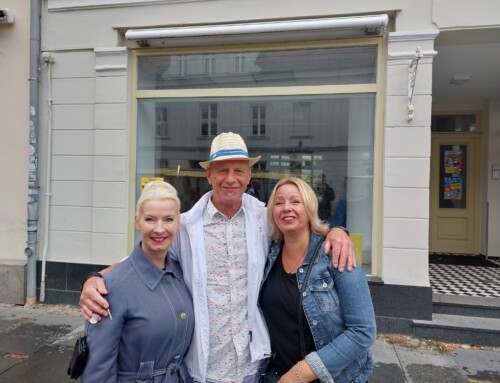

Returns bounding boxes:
[261,249,317,376]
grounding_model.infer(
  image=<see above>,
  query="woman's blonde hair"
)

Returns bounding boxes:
[136,181,181,217]
[267,177,329,241]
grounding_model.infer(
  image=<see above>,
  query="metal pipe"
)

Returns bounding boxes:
[39,52,55,302]
[25,0,41,306]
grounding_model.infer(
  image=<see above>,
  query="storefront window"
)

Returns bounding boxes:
[137,46,377,89]
[135,44,378,274]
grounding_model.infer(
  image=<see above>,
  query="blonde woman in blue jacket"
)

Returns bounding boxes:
[82,181,194,383]
[259,178,376,383]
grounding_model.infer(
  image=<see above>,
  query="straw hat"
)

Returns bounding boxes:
[199,132,261,169]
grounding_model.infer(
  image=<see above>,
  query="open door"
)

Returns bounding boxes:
[430,133,480,254]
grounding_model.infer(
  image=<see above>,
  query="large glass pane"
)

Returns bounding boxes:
[136,93,375,273]
[137,46,377,89]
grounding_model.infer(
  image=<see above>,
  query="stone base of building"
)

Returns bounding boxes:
[36,260,109,305]
[36,261,433,325]
[0,260,27,305]
[368,277,433,320]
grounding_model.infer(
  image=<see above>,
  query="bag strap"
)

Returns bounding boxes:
[298,237,325,359]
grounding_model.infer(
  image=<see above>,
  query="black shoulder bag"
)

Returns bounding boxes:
[67,324,89,381]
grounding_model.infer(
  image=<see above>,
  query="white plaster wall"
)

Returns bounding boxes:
[381,31,436,286]
[0,1,30,262]
[37,45,129,264]
[43,0,436,52]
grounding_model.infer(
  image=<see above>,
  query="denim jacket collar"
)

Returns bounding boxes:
[268,232,325,268]
[130,243,182,291]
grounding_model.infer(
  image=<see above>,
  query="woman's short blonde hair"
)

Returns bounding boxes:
[136,181,181,217]
[267,177,329,241]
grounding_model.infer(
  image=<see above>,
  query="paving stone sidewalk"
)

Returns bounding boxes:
[0,303,499,382]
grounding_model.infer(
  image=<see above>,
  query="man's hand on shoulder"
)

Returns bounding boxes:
[80,274,110,321]
[324,226,356,272]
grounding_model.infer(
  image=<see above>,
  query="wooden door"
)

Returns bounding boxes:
[429,134,479,254]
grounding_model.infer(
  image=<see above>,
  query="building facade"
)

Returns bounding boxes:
[0,0,30,304]
[1,0,499,329]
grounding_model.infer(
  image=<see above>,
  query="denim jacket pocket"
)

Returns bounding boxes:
[308,272,339,312]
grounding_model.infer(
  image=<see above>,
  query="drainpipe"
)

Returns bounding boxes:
[25,0,41,306]
[39,51,55,302]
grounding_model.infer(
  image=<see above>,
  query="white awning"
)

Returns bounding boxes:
[125,14,389,47]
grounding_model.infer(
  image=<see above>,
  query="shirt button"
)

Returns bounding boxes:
[323,282,327,288]
[312,320,318,326]
[299,268,304,273]
[302,292,307,297]
[180,312,187,320]
[320,340,325,345]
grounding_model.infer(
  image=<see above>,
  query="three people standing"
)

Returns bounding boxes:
[80,132,361,383]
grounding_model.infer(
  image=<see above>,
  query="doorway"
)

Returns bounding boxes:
[430,132,480,254]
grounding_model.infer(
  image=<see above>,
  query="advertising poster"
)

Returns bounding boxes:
[444,150,463,176]
[443,176,462,200]
[443,150,463,200]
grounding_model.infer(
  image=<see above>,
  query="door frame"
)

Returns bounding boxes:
[430,112,482,255]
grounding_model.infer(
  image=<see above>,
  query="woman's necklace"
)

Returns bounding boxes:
[282,247,307,274]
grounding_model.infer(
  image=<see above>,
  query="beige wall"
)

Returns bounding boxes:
[0,1,29,262]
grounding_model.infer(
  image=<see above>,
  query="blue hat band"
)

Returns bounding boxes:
[210,149,249,161]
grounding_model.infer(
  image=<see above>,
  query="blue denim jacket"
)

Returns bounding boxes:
[260,233,376,383]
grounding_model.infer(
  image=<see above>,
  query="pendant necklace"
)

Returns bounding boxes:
[283,250,306,274]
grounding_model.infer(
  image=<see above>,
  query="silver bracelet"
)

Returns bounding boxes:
[294,364,304,383]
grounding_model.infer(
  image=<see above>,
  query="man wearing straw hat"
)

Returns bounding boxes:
[80,132,355,383]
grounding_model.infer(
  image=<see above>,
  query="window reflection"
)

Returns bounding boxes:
[136,94,375,270]
[138,46,377,89]
[136,44,379,274]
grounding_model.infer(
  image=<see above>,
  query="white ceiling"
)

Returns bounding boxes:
[432,28,500,104]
